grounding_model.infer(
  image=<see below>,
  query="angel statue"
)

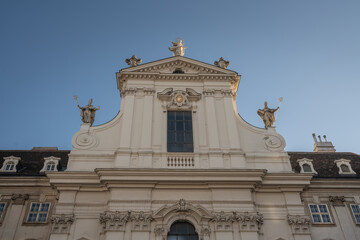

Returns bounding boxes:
[257,100,281,129]
[73,96,100,126]
[168,38,187,56]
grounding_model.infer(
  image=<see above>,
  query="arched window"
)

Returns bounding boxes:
[5,161,15,171]
[302,163,312,172]
[167,221,198,240]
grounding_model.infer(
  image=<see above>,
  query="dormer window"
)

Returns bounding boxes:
[297,158,317,174]
[340,164,350,173]
[302,163,312,173]
[40,156,60,172]
[334,159,356,175]
[46,162,56,171]
[173,68,184,74]
[5,162,15,171]
[0,156,20,172]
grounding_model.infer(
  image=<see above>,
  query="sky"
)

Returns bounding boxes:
[0,0,359,153]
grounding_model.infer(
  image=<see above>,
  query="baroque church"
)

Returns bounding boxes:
[0,40,359,240]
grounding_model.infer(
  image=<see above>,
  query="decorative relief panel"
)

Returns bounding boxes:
[211,211,234,231]
[158,88,201,112]
[262,133,286,152]
[233,211,263,231]
[329,196,345,206]
[11,194,29,205]
[130,211,153,231]
[100,211,153,232]
[100,211,131,232]
[50,214,74,234]
[287,215,311,233]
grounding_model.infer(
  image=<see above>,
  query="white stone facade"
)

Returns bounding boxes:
[0,55,360,240]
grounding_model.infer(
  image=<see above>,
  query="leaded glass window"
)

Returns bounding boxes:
[167,111,193,152]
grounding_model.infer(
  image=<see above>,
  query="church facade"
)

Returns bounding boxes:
[0,41,359,240]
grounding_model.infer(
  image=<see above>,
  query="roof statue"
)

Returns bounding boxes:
[214,57,230,69]
[257,98,282,129]
[73,96,100,126]
[125,55,142,67]
[168,38,187,56]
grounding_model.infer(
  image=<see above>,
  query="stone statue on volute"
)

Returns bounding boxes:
[168,38,187,56]
[73,96,100,126]
[257,97,283,129]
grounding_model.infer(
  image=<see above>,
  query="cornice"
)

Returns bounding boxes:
[0,177,51,187]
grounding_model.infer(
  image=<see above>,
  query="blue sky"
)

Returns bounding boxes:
[0,0,359,152]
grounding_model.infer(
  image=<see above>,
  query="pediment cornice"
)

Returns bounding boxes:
[116,56,241,93]
[120,56,238,75]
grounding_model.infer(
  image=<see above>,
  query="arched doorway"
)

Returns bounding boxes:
[167,221,199,240]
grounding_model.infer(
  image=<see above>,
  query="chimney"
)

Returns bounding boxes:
[312,133,336,152]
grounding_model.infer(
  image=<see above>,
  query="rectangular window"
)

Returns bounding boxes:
[27,202,50,223]
[350,204,360,224]
[0,202,6,222]
[167,111,193,152]
[309,204,332,224]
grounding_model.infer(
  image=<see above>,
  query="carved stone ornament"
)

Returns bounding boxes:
[233,212,263,231]
[214,57,230,69]
[329,196,345,206]
[287,215,311,233]
[176,199,189,212]
[72,123,99,150]
[100,211,131,232]
[263,135,283,151]
[157,88,201,112]
[200,225,211,236]
[11,194,29,205]
[154,225,167,236]
[130,211,153,231]
[125,55,142,67]
[50,214,75,234]
[211,211,234,231]
[168,38,187,56]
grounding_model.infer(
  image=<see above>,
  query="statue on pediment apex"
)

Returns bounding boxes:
[169,38,187,56]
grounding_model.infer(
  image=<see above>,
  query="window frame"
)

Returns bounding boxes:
[25,202,52,224]
[308,203,333,224]
[349,204,360,225]
[167,111,194,153]
[0,201,9,225]
[46,161,56,171]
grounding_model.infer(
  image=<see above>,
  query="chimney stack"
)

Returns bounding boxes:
[312,133,336,152]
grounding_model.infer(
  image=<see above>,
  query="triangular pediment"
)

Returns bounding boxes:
[120,56,238,75]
